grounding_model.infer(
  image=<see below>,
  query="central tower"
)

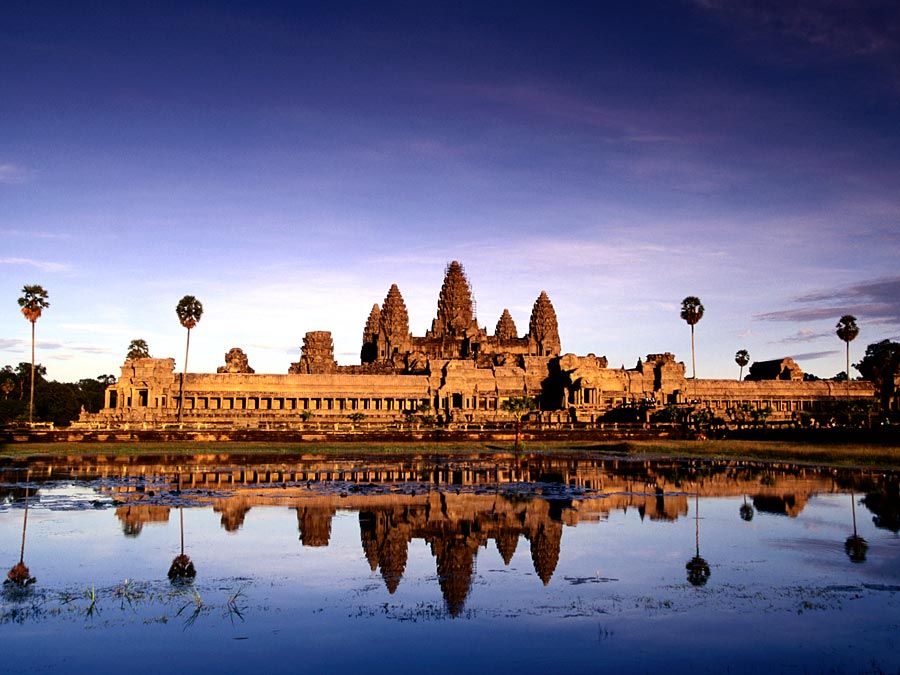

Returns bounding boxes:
[431,261,478,338]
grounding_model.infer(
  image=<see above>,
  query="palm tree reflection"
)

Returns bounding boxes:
[168,507,197,582]
[686,491,710,586]
[739,494,754,522]
[6,473,35,587]
[844,491,868,564]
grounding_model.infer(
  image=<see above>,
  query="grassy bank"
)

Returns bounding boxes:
[1,438,898,469]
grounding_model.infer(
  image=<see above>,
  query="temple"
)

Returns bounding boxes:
[77,261,876,429]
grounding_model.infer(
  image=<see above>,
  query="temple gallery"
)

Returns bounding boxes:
[79,261,873,428]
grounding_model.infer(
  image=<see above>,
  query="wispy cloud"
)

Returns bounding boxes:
[0,163,31,184]
[0,229,71,240]
[754,276,900,326]
[694,0,900,59]
[0,338,113,356]
[772,328,833,344]
[789,349,841,361]
[0,257,71,272]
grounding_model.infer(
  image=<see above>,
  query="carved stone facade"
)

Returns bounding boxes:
[290,331,338,375]
[77,261,877,429]
[217,347,255,374]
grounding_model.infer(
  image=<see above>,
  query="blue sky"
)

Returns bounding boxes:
[2,1,899,381]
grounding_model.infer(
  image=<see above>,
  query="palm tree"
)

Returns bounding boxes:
[735,349,750,381]
[739,494,754,522]
[835,315,859,386]
[501,396,536,450]
[126,339,150,360]
[168,507,196,582]
[685,490,710,586]
[844,491,868,563]
[175,296,203,423]
[680,296,704,379]
[7,472,35,586]
[18,285,50,425]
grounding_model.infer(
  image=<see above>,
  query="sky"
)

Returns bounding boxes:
[2,0,900,382]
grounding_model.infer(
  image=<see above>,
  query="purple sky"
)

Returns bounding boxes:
[2,1,899,381]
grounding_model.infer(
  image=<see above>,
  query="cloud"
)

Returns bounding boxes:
[0,257,72,272]
[0,338,112,356]
[789,349,841,361]
[754,276,900,326]
[0,163,31,184]
[772,328,833,344]
[693,0,900,59]
[0,229,71,240]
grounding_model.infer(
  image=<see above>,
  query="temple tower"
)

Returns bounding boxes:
[527,291,561,357]
[495,309,518,340]
[360,303,381,364]
[292,331,338,374]
[431,261,478,338]
[378,284,411,362]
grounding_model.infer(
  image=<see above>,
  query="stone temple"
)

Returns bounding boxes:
[78,261,874,428]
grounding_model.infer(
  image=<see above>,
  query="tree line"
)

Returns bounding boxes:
[0,363,114,426]
[7,284,900,426]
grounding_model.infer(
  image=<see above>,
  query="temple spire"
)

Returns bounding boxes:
[433,261,476,338]
[528,291,561,356]
[360,303,380,364]
[495,309,518,340]
[379,284,410,361]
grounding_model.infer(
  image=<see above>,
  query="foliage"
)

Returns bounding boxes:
[0,364,113,426]
[855,339,900,415]
[680,296,704,326]
[836,315,859,344]
[17,285,50,324]
[175,296,204,330]
[650,405,683,424]
[735,349,749,380]
[126,339,151,360]
[500,396,536,420]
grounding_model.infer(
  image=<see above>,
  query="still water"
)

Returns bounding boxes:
[1,452,899,673]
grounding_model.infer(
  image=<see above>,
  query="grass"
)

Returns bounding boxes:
[0,438,898,468]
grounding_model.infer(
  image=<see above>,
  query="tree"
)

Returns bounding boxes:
[126,339,151,360]
[836,315,859,387]
[735,349,750,381]
[17,285,50,425]
[680,296,704,379]
[501,395,536,450]
[855,339,900,415]
[175,296,203,423]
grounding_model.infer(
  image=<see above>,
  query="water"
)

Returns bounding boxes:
[1,452,898,673]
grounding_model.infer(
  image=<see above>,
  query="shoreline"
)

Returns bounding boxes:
[1,437,898,469]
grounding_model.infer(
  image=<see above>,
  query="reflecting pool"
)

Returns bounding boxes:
[2,452,899,673]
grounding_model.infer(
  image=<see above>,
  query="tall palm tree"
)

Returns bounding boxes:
[844,491,868,563]
[680,296,704,379]
[175,295,203,423]
[685,490,710,586]
[126,338,150,360]
[18,285,50,425]
[168,507,196,582]
[7,471,35,586]
[735,349,750,381]
[835,315,859,384]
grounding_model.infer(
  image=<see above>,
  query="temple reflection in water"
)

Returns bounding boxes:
[2,453,898,617]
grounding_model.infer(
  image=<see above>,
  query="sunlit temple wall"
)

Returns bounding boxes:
[76,262,876,429]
